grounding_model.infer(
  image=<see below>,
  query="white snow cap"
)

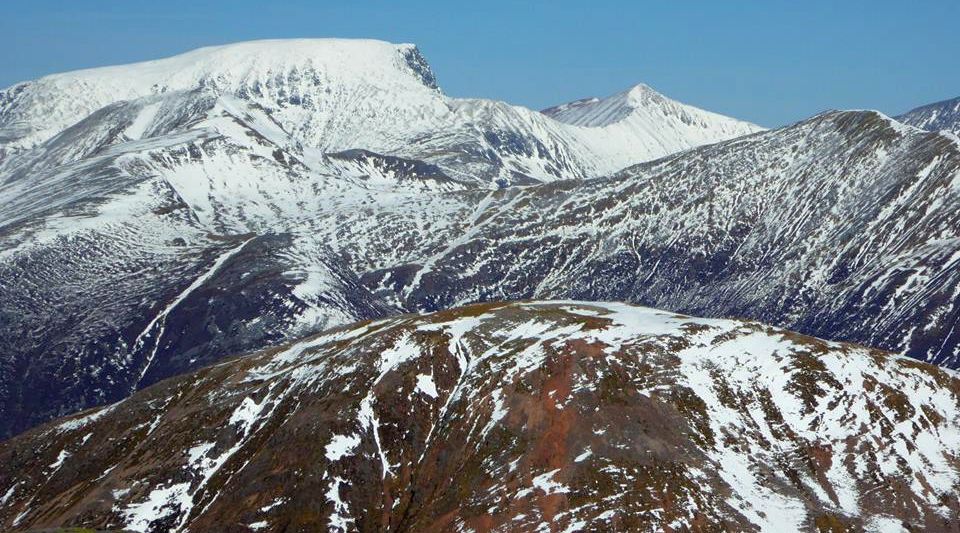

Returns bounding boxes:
[0,39,443,154]
[24,39,438,92]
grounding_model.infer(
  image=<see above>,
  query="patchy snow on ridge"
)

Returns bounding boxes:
[2,301,960,531]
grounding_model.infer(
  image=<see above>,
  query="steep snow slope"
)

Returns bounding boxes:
[0,39,760,186]
[0,89,439,436]
[1,301,958,532]
[896,95,960,136]
[0,39,443,156]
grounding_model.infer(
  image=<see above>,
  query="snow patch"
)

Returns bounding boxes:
[415,373,438,398]
[325,434,361,461]
[124,102,160,140]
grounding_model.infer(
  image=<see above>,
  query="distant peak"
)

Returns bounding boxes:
[542,81,757,131]
[624,82,656,97]
[540,83,662,124]
[540,82,664,127]
[620,82,669,107]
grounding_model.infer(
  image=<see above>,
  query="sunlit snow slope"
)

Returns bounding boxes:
[0,38,760,187]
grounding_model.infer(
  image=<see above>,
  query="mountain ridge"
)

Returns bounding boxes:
[2,41,959,443]
[896,95,960,137]
[0,38,762,186]
[353,109,960,369]
[1,301,957,532]
[2,102,959,439]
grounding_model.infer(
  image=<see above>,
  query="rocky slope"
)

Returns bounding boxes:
[1,301,958,532]
[352,111,960,372]
[3,104,960,441]
[328,112,960,374]
[896,96,960,137]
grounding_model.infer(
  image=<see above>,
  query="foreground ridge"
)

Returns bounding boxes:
[1,301,958,532]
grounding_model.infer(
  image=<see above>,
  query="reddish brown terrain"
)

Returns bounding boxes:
[1,301,959,532]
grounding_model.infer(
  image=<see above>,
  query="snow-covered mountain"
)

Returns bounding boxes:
[4,39,960,443]
[2,301,958,532]
[896,95,960,136]
[541,83,757,164]
[357,111,960,370]
[0,38,760,187]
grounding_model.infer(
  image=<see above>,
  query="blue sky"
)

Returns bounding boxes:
[2,1,957,126]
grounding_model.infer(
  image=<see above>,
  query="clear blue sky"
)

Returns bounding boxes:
[2,1,958,127]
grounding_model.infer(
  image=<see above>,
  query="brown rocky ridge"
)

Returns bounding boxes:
[1,300,959,532]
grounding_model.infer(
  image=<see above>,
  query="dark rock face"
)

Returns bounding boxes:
[399,45,440,91]
[1,301,958,532]
[324,148,462,190]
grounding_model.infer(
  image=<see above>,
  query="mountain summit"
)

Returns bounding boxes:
[0,39,760,185]
[2,301,957,531]
[0,39,440,154]
[543,82,741,130]
[542,82,760,167]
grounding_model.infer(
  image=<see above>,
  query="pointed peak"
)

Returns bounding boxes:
[543,81,748,130]
[540,82,665,127]
[624,82,656,97]
[619,82,669,107]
